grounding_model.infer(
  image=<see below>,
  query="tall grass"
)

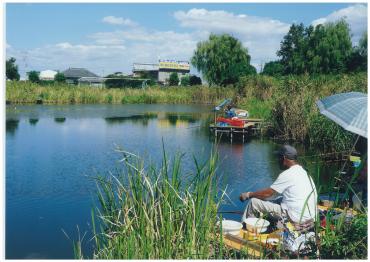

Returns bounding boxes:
[6,81,237,105]
[81,147,230,259]
[237,73,367,151]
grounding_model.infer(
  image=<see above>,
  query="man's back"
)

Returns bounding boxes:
[271,165,317,222]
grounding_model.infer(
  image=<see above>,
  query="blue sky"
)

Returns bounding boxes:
[6,3,368,78]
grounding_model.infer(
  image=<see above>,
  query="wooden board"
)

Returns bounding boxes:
[222,229,281,258]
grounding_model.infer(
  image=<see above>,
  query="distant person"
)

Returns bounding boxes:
[225,105,236,118]
[239,145,317,227]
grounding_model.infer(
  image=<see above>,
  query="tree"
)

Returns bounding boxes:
[277,23,312,74]
[246,64,257,75]
[347,31,367,72]
[306,20,352,74]
[54,72,66,83]
[191,34,254,86]
[28,71,40,83]
[262,61,284,76]
[180,75,190,86]
[189,75,202,86]
[6,57,20,81]
[277,20,353,74]
[169,72,179,86]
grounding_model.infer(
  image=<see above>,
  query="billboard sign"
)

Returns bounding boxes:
[159,60,190,71]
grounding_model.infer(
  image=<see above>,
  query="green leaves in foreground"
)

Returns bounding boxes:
[89,149,224,259]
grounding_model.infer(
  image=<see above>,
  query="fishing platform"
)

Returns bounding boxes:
[221,204,358,258]
[209,99,263,142]
[209,119,263,142]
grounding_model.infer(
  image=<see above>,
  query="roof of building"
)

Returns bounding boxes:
[62,68,98,78]
[78,77,105,83]
[133,63,159,71]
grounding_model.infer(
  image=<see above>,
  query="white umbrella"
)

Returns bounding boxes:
[316,92,367,138]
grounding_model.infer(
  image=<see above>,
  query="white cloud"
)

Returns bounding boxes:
[312,4,367,44]
[102,16,137,27]
[8,6,367,79]
[6,42,127,77]
[174,8,291,66]
[174,8,289,36]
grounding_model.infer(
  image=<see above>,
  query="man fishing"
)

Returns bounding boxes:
[239,145,317,227]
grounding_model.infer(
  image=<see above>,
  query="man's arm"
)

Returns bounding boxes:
[250,188,276,199]
[240,188,276,201]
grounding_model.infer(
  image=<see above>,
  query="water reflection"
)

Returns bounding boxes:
[165,113,198,125]
[104,113,158,126]
[29,118,39,126]
[6,119,19,136]
[54,117,66,123]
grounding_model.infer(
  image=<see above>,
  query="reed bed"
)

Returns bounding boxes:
[80,148,230,259]
[6,81,237,105]
[236,73,367,152]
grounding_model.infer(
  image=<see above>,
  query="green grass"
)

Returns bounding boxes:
[236,73,367,151]
[6,81,237,105]
[80,147,230,259]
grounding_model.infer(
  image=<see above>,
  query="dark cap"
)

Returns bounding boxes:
[277,145,298,160]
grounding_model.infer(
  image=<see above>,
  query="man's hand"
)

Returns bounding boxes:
[239,192,251,202]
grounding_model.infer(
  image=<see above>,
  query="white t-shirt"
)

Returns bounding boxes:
[270,164,317,223]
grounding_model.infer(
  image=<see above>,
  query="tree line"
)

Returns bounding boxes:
[191,19,367,86]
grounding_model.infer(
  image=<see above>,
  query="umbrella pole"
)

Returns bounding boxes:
[335,135,361,204]
[339,135,360,173]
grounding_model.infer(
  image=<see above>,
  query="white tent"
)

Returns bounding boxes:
[39,70,57,80]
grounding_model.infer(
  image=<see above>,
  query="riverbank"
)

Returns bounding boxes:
[6,73,367,152]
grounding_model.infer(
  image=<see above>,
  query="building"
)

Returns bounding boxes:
[132,60,190,84]
[158,60,190,84]
[78,77,105,88]
[39,70,58,81]
[132,63,159,79]
[62,68,99,84]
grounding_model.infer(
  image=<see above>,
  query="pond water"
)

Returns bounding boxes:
[6,104,336,259]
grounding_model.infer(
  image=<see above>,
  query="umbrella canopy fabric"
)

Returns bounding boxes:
[316,92,368,138]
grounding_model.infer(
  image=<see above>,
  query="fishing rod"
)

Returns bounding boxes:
[217,210,244,215]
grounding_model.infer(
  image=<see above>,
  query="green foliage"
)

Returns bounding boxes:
[136,70,158,82]
[6,81,234,105]
[277,20,353,74]
[105,78,144,88]
[262,61,284,76]
[277,23,311,74]
[320,213,367,259]
[236,73,367,151]
[347,32,367,72]
[86,149,224,259]
[6,57,20,81]
[307,20,352,74]
[28,71,40,83]
[308,114,354,152]
[180,75,190,86]
[246,64,257,75]
[189,75,202,86]
[191,33,254,86]
[54,72,66,83]
[169,72,179,86]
